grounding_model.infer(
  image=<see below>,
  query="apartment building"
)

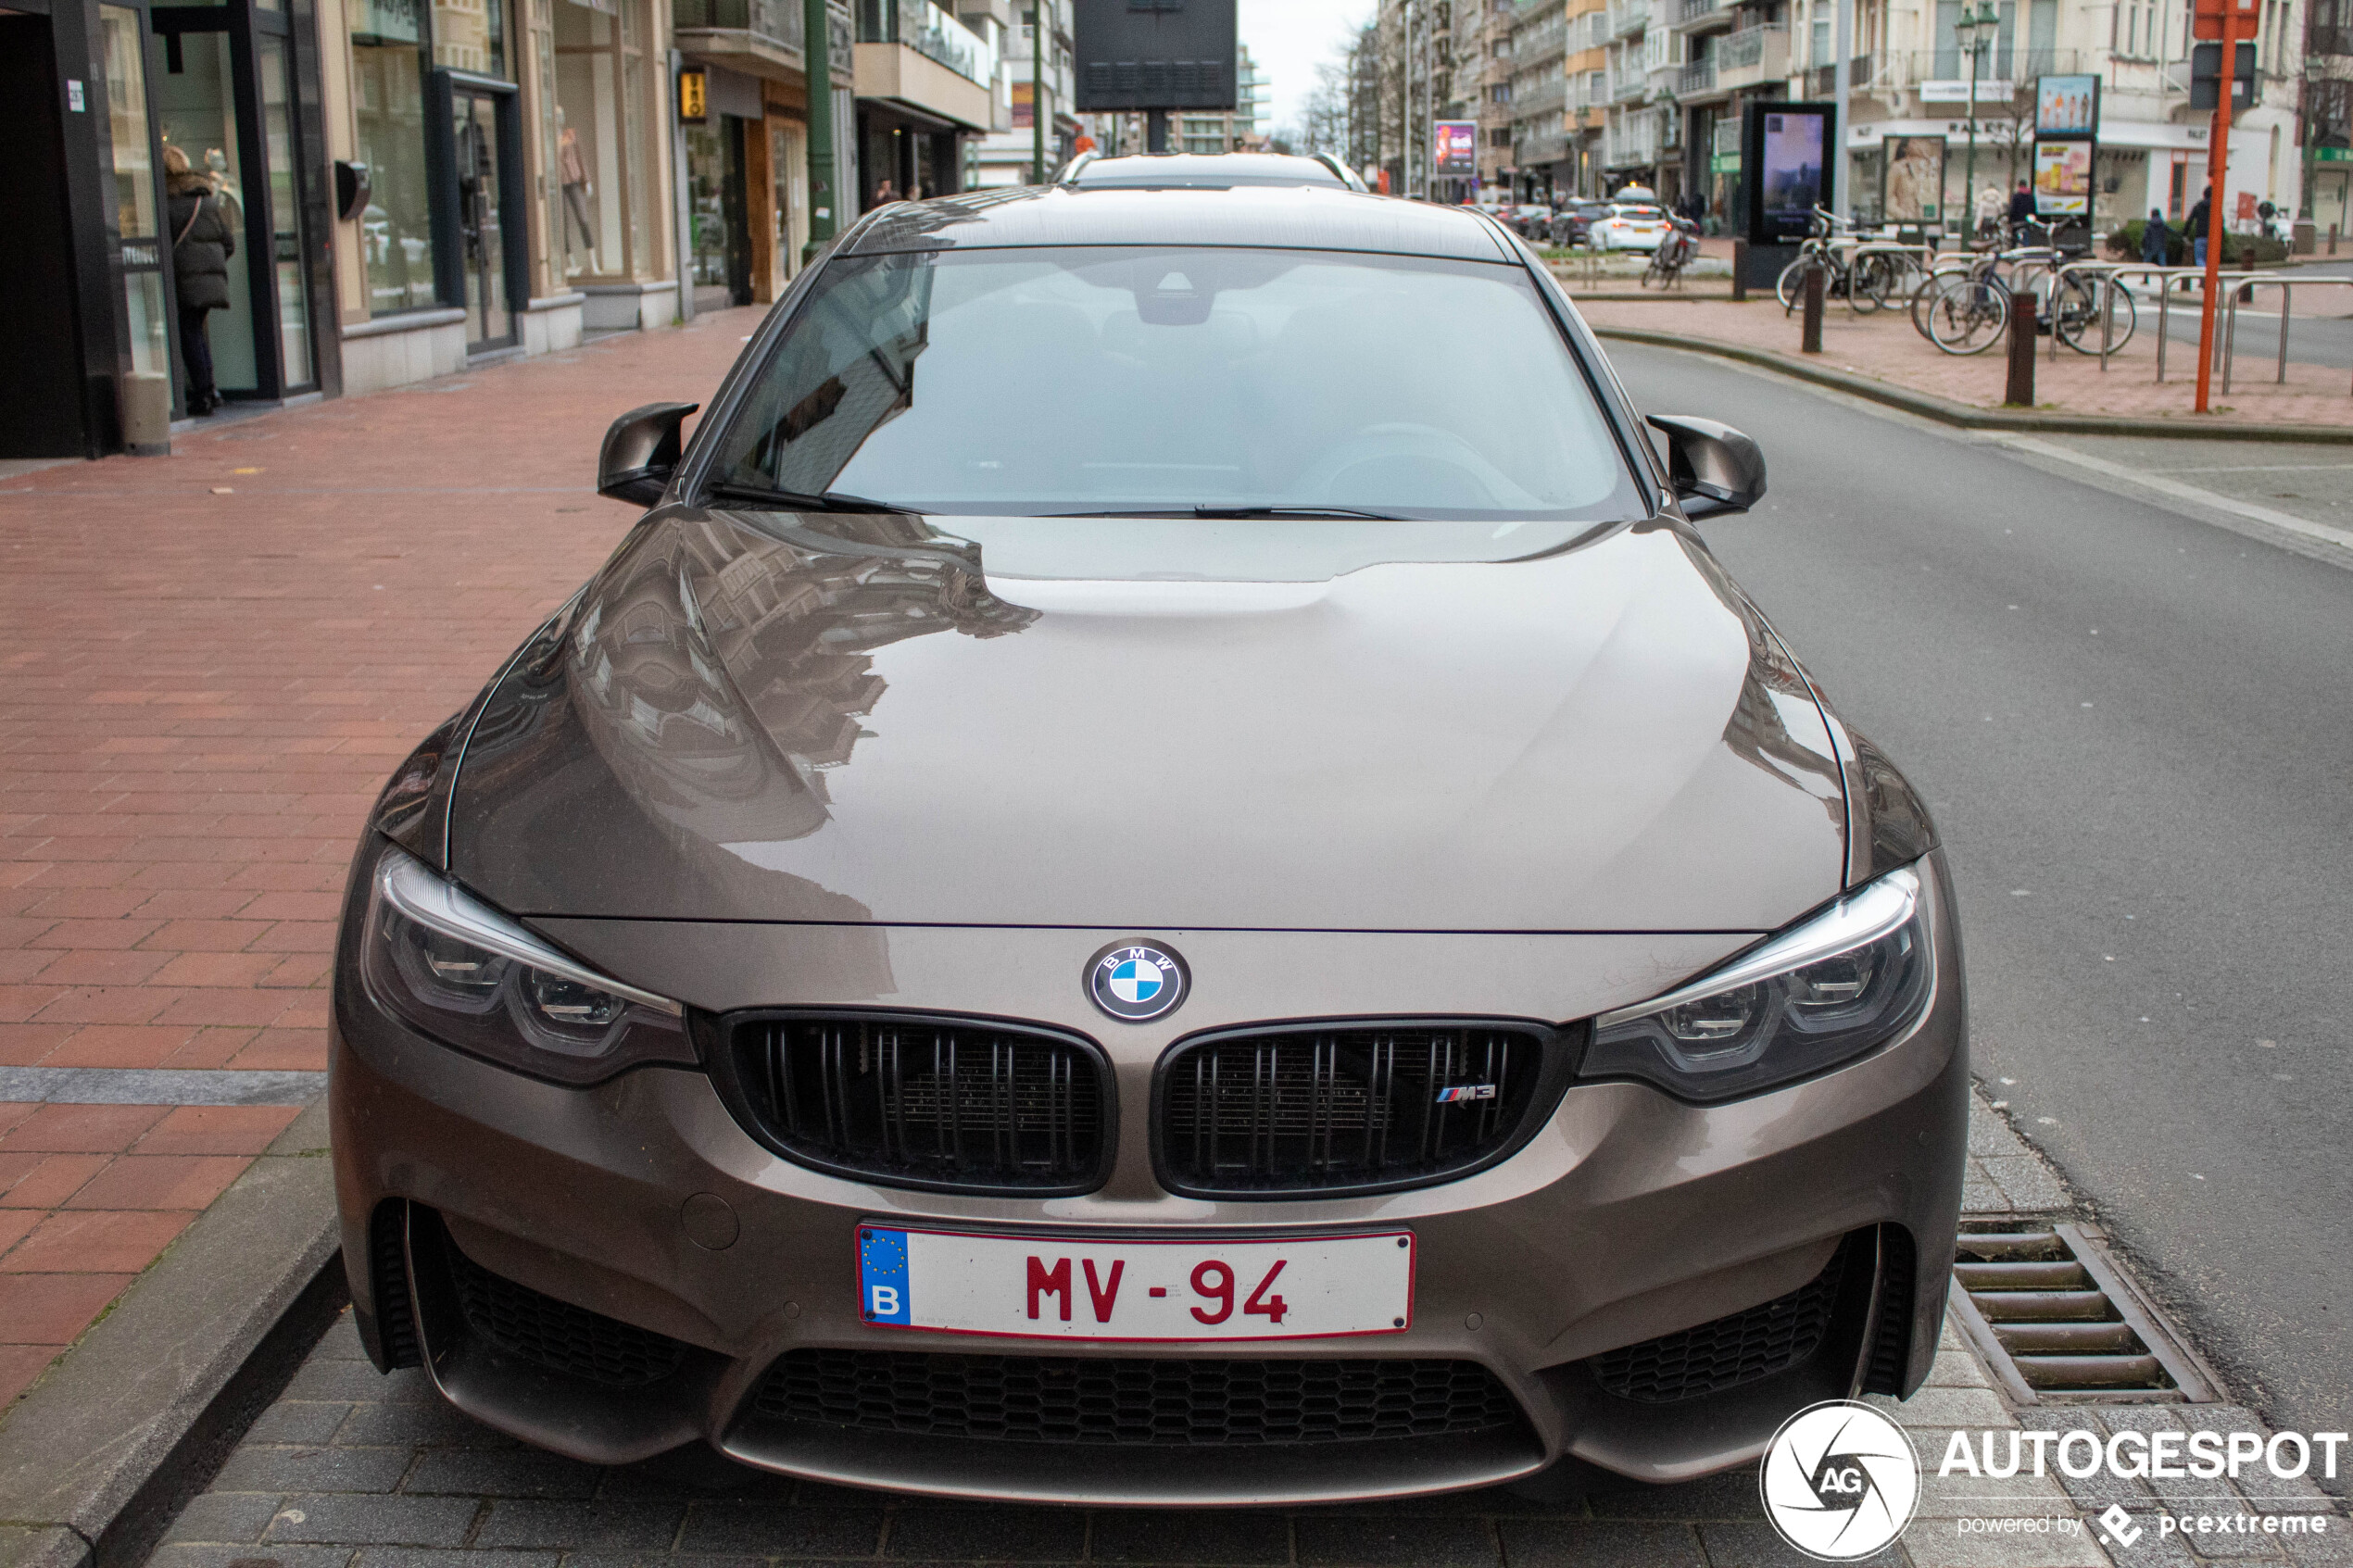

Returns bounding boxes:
[1508,0,1570,196]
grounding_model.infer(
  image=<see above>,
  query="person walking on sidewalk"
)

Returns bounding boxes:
[2186,185,2211,269]
[166,146,234,417]
[2141,208,2172,266]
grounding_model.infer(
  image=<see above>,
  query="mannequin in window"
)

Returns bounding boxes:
[559,111,595,272]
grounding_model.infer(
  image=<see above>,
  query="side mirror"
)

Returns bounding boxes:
[1646,414,1767,519]
[597,401,699,507]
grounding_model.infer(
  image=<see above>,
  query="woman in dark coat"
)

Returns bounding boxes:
[165,146,235,416]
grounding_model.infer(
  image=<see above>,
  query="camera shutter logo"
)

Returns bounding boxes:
[1759,1399,1921,1561]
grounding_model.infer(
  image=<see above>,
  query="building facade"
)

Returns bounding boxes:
[1508,0,1569,197]
[970,0,1072,184]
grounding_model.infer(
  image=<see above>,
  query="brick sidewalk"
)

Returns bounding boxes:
[0,307,765,1410]
[1577,295,2353,427]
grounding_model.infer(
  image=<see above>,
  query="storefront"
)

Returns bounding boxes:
[328,0,676,393]
[3,0,336,457]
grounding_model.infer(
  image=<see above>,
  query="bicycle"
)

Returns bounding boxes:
[1642,218,1700,289]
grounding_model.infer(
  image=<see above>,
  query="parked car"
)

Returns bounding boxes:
[1591,202,1672,251]
[1551,200,1614,247]
[1509,202,1555,238]
[333,180,1966,1509]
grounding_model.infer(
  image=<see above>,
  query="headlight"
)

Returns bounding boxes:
[1582,866,1931,1102]
[359,846,695,1085]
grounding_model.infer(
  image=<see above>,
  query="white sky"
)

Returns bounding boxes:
[1239,0,1375,139]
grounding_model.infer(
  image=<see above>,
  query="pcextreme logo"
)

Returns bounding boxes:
[1760,1400,1923,1562]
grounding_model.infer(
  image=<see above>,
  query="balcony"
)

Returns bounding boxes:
[1515,74,1568,115]
[1612,70,1649,102]
[1806,53,1873,95]
[674,0,805,82]
[1672,0,1735,33]
[854,0,997,130]
[1518,131,1571,166]
[1678,56,1721,98]
[1714,23,1786,91]
[1610,0,1648,38]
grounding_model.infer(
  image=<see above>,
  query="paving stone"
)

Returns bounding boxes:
[160,1492,283,1545]
[148,1545,359,1568]
[1696,1521,1905,1566]
[1884,1386,2015,1428]
[211,1443,416,1495]
[1292,1512,1498,1567]
[283,1358,415,1403]
[882,1506,1088,1561]
[675,1502,886,1557]
[471,1499,686,1551]
[264,1495,482,1548]
[1899,1514,2114,1565]
[1495,1518,1706,1566]
[1585,1470,1763,1521]
[333,1398,520,1449]
[245,1400,356,1445]
[403,1448,601,1499]
[2282,1524,2353,1566]
[1088,1509,1292,1563]
[1919,1463,2077,1519]
[592,1449,797,1502]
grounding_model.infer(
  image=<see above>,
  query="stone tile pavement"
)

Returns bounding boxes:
[0,307,766,1409]
[1575,298,2353,428]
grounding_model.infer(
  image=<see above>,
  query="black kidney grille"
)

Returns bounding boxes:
[753,1348,1523,1446]
[1590,1245,1848,1404]
[447,1241,687,1388]
[1159,1026,1548,1195]
[729,1016,1107,1192]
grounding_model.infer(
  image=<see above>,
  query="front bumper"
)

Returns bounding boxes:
[330,856,1968,1505]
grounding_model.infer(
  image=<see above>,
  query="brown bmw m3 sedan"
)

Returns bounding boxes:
[331,182,1967,1506]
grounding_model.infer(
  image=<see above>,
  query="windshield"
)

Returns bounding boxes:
[705,245,1638,520]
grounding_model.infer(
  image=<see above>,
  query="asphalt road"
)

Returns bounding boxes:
[1606,342,2353,1459]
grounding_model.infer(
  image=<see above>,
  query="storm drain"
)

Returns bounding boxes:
[1949,1222,2215,1404]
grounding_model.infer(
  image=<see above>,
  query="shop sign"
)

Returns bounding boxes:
[677,67,708,125]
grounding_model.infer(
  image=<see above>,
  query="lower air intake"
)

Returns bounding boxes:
[447,1240,688,1389]
[1590,1241,1850,1404]
[752,1349,1524,1446]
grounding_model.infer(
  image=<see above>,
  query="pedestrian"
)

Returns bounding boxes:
[873,178,896,207]
[2140,207,2171,266]
[2186,184,2210,268]
[165,144,234,417]
[2006,178,2035,229]
[1973,182,2005,244]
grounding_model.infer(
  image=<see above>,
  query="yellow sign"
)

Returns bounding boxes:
[677,68,707,124]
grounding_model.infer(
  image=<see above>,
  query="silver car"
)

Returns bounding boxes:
[331,182,1967,1506]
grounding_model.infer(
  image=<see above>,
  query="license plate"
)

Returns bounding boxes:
[856,1225,1416,1342]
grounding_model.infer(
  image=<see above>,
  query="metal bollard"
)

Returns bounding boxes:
[1801,262,1825,353]
[2005,285,2036,407]
[1731,238,1749,303]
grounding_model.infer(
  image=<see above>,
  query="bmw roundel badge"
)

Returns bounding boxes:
[1086,940,1189,1022]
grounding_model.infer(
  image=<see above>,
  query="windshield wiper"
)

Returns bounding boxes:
[706,481,919,515]
[1038,504,1405,521]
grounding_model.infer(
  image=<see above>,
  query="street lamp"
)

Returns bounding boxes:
[1954,0,1998,247]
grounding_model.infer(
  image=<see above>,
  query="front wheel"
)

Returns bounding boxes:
[1777,257,1809,314]
[2055,278,2138,354]
[1924,276,2010,355]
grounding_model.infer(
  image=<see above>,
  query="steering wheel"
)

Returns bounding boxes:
[1292,423,1533,511]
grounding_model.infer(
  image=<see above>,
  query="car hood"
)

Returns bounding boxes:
[447,508,1849,932]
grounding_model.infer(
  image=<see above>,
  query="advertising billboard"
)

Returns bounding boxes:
[1433,119,1478,176]
[1743,102,1834,245]
[1881,135,1944,222]
[1072,0,1239,112]
[2032,140,2092,217]
[2034,74,2099,138]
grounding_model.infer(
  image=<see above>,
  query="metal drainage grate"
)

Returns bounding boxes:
[1948,1222,2214,1404]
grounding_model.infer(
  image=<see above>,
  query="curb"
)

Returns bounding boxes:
[0,1098,344,1568]
[1591,324,2353,444]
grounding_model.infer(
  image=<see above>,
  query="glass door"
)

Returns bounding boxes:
[452,85,518,349]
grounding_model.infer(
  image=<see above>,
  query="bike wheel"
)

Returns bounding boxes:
[2057,279,2137,354]
[1850,254,1896,314]
[1777,258,1807,313]
[1924,277,2010,355]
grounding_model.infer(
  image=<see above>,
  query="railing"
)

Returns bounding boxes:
[1613,69,1649,101]
[675,0,806,50]
[1716,22,1784,72]
[856,0,994,87]
[1712,116,1741,156]
[1606,127,1660,165]
[1806,52,1870,95]
[1610,0,1647,37]
[1679,56,1716,94]
[1515,74,1567,114]
[1517,131,1571,165]
[1675,0,1727,25]
[1909,45,2084,85]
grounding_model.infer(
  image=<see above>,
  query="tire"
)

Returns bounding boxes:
[1777,257,1807,313]
[1850,253,1897,314]
[1910,265,1969,340]
[1924,275,2010,355]
[2056,277,2137,354]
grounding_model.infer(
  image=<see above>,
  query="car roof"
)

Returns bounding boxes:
[1060,152,1352,189]
[845,184,1519,263]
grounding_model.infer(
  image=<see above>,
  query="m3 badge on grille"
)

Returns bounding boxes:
[1086,940,1189,1022]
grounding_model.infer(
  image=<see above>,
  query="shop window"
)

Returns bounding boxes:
[100,6,171,381]
[349,0,438,314]
[434,0,508,75]
[540,0,650,281]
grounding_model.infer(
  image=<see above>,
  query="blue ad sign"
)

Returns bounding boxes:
[859,1227,912,1324]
